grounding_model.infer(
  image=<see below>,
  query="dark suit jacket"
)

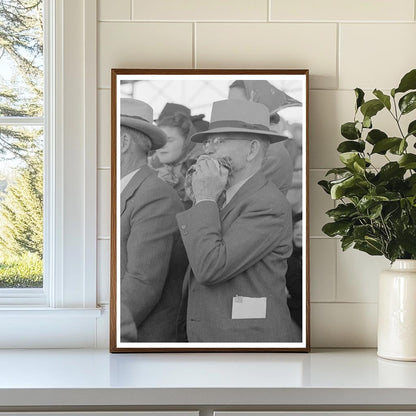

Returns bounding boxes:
[120,165,188,342]
[176,171,296,342]
[262,142,293,196]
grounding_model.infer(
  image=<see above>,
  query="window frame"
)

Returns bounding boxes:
[0,0,100,347]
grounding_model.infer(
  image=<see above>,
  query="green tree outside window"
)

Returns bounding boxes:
[0,0,44,288]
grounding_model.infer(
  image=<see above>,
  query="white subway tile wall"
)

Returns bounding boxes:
[98,90,111,168]
[98,22,193,88]
[339,24,416,90]
[336,246,389,303]
[270,0,415,22]
[97,239,110,305]
[196,23,338,89]
[97,0,416,347]
[310,239,336,302]
[97,169,111,239]
[132,0,269,21]
[99,0,131,20]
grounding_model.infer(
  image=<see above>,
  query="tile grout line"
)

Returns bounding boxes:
[333,230,339,303]
[193,22,197,69]
[267,0,271,22]
[130,0,133,20]
[98,19,415,24]
[336,22,340,90]
[311,301,378,305]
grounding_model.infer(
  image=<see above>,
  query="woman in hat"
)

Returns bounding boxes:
[150,109,204,208]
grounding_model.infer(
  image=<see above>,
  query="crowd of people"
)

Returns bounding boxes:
[119,80,303,343]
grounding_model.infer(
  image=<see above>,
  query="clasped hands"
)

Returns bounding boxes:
[191,156,229,204]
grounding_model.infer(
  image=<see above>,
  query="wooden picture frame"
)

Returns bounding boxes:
[110,69,310,352]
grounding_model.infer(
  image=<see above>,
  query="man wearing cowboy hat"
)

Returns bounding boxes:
[176,99,299,342]
[119,98,188,342]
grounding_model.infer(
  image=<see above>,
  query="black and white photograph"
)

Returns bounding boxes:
[110,69,309,352]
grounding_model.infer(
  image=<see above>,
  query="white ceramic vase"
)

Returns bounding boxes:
[378,259,416,361]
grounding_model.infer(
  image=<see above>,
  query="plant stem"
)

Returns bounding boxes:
[391,97,406,139]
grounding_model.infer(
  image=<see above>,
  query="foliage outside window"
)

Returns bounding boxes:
[0,0,44,288]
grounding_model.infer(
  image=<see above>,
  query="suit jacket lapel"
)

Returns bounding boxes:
[220,170,267,221]
[120,165,154,215]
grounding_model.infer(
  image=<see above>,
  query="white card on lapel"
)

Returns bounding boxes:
[231,295,267,319]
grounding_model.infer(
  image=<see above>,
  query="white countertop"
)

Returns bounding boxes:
[0,348,416,407]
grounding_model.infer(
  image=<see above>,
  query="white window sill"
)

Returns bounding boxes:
[0,307,102,316]
[0,307,104,348]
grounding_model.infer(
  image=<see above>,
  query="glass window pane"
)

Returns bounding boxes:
[0,126,43,288]
[0,0,44,117]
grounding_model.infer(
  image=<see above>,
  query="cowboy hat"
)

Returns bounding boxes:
[190,99,288,144]
[120,98,166,150]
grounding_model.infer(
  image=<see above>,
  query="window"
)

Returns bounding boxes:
[0,0,100,348]
[0,0,45,295]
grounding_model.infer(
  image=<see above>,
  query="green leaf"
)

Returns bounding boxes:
[399,92,416,115]
[407,174,416,187]
[360,99,384,119]
[322,221,351,237]
[369,203,383,220]
[363,116,372,129]
[357,195,389,212]
[407,120,416,138]
[398,227,416,255]
[354,241,383,256]
[341,235,355,251]
[389,139,408,155]
[378,162,406,181]
[325,167,352,176]
[341,122,361,140]
[371,137,402,154]
[318,180,331,194]
[366,129,387,145]
[330,175,368,200]
[386,240,403,263]
[330,176,356,199]
[355,88,365,110]
[353,224,374,240]
[373,89,391,110]
[399,154,416,169]
[339,152,359,166]
[337,140,365,153]
[326,203,357,220]
[399,139,407,154]
[395,69,416,94]
[391,88,396,98]
[353,158,366,174]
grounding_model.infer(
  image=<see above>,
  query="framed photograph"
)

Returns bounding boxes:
[110,69,309,352]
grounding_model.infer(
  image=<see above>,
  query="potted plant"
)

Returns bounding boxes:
[319,68,416,361]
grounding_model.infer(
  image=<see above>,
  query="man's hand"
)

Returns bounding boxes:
[192,158,229,203]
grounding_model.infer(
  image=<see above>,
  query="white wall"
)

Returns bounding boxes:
[95,0,416,348]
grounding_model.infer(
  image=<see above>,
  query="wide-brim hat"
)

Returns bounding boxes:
[190,99,288,144]
[120,98,166,150]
